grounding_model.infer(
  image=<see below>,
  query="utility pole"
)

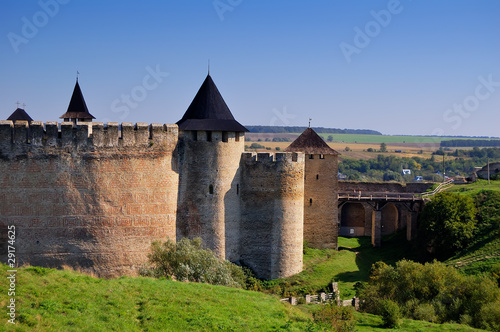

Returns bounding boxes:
[443,154,445,183]
[488,158,490,185]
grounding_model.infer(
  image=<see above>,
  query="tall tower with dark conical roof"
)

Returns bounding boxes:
[285,127,340,249]
[176,74,247,260]
[60,79,95,124]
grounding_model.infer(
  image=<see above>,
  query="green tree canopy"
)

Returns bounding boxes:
[419,192,477,259]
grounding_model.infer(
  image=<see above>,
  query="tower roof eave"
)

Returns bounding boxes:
[60,81,95,120]
[284,127,339,155]
[177,74,248,132]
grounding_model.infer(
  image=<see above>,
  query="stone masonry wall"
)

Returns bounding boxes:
[0,121,178,277]
[303,154,338,249]
[176,130,244,261]
[240,152,304,280]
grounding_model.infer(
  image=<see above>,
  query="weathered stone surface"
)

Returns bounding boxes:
[0,121,342,280]
[0,122,178,277]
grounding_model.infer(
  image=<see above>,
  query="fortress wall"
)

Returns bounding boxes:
[0,121,179,277]
[339,181,434,193]
[176,130,244,260]
[304,154,339,249]
[240,152,304,279]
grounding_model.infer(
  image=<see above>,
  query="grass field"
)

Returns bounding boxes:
[447,179,500,195]
[354,312,485,331]
[262,232,416,300]
[1,250,487,331]
[245,132,499,161]
[0,264,313,331]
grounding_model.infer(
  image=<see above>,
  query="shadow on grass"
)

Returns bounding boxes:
[334,232,419,284]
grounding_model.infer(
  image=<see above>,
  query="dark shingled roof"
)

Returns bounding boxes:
[7,108,33,123]
[177,74,248,132]
[285,127,339,155]
[60,81,95,120]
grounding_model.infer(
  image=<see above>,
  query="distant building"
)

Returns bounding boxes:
[402,169,411,175]
[59,79,95,124]
[475,162,500,180]
[413,176,423,181]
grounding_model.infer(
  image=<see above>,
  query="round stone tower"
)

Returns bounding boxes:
[285,127,340,249]
[176,74,247,260]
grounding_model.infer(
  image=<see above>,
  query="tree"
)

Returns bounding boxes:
[418,192,477,259]
[327,135,334,142]
[380,142,387,152]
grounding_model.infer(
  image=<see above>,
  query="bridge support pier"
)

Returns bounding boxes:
[371,209,382,247]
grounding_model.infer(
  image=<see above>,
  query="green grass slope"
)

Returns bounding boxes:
[444,181,500,275]
[0,264,312,331]
[354,312,485,331]
[448,179,500,196]
[263,233,416,300]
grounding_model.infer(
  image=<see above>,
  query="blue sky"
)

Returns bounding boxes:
[1,0,499,137]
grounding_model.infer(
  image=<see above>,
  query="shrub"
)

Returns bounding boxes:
[379,300,401,328]
[413,303,437,322]
[360,260,500,330]
[142,237,245,288]
[313,303,356,332]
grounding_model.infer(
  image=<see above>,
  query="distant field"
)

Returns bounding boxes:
[313,133,495,144]
[247,131,499,145]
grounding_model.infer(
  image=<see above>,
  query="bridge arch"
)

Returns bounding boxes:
[339,202,365,237]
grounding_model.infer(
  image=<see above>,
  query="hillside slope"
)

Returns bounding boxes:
[0,264,312,331]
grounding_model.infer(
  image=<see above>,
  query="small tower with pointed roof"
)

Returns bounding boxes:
[60,79,95,124]
[285,127,340,249]
[176,74,248,260]
[7,107,33,124]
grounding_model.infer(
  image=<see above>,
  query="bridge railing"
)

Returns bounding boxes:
[337,192,421,201]
[420,179,454,200]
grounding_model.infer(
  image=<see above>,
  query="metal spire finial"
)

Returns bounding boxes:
[76,70,80,82]
[309,118,312,128]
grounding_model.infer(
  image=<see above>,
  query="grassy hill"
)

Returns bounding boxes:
[443,180,500,276]
[0,264,312,331]
[260,233,416,300]
[0,259,486,331]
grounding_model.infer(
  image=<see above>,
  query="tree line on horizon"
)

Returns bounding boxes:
[440,139,500,148]
[246,125,382,135]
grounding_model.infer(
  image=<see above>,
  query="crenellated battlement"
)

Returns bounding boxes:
[0,120,178,157]
[241,152,304,164]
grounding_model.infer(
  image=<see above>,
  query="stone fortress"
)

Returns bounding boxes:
[0,74,340,279]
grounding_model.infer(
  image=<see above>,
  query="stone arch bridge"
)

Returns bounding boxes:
[337,181,435,247]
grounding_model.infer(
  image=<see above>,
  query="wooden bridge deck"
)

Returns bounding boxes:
[338,192,422,201]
